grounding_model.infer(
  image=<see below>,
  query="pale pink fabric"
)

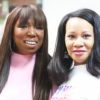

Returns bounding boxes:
[49,83,58,99]
[0,51,58,100]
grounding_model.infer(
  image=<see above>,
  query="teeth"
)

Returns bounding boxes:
[25,41,37,45]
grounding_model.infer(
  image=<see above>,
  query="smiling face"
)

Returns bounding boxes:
[13,18,44,55]
[65,17,94,65]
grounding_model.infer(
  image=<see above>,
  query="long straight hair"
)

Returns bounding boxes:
[0,5,52,100]
[47,8,100,86]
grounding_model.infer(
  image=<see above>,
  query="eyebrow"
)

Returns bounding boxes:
[82,31,93,34]
[66,31,75,34]
[66,30,93,34]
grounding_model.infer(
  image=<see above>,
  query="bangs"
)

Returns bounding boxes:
[18,5,46,29]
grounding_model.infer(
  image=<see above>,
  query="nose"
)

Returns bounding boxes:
[73,37,84,48]
[27,26,36,37]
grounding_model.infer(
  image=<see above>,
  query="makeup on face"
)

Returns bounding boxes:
[65,17,94,65]
[13,18,44,55]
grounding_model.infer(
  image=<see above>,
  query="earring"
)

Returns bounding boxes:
[70,60,74,70]
[13,41,15,48]
[64,51,69,59]
[10,41,15,51]
[13,43,15,47]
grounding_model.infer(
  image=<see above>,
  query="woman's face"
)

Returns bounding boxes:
[13,18,44,55]
[65,17,94,65]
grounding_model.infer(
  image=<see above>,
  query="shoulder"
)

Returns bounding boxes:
[51,78,100,100]
[52,67,100,100]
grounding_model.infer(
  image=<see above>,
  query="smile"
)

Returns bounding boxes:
[24,41,37,45]
[73,50,85,55]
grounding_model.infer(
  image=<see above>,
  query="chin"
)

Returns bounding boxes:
[74,60,86,65]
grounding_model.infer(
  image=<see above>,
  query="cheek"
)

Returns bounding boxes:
[13,28,20,39]
[85,39,94,50]
[38,31,44,40]
[13,33,22,43]
[65,37,71,48]
[13,31,25,46]
[65,39,72,53]
[66,43,72,55]
[88,43,94,55]
[41,33,44,39]
[13,28,26,38]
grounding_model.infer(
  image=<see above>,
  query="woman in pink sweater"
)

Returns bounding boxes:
[0,5,58,100]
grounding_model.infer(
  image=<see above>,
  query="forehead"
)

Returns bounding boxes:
[66,17,93,33]
[67,17,91,26]
[15,16,44,28]
[16,17,34,24]
[14,7,46,28]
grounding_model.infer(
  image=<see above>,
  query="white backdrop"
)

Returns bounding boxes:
[42,0,100,55]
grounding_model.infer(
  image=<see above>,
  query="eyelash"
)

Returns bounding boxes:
[83,35,90,38]
[68,35,91,38]
[35,26,43,30]
[20,25,43,30]
[20,25,28,28]
[68,35,75,38]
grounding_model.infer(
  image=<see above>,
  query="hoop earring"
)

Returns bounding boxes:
[13,43,15,47]
[64,51,69,59]
[70,60,74,70]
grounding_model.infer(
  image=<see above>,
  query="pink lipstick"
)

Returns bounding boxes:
[73,50,85,55]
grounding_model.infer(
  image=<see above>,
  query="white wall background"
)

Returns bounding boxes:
[42,0,100,56]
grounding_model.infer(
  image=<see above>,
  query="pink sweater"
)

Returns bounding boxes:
[0,52,58,100]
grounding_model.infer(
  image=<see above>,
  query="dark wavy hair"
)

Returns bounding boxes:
[0,5,52,100]
[47,8,100,86]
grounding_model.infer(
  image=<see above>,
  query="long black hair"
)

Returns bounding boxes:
[0,5,52,100]
[47,8,100,86]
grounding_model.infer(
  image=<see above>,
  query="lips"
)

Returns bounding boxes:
[73,50,85,55]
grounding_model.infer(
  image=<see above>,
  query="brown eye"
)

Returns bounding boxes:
[83,35,90,38]
[20,25,28,28]
[69,35,75,38]
[36,26,43,30]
